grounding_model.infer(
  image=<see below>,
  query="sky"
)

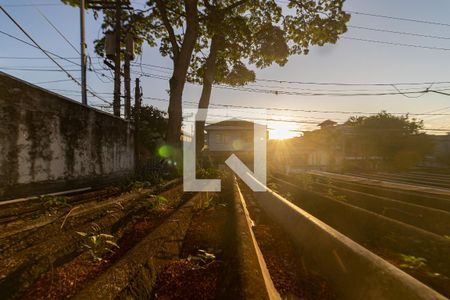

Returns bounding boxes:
[1,0,450,139]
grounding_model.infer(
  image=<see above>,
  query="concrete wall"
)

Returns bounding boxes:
[0,72,134,200]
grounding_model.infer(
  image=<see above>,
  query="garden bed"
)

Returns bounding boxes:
[238,181,336,299]
[268,177,450,298]
[153,177,240,300]
[0,183,185,299]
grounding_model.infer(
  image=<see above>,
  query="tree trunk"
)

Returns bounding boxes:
[165,0,199,148]
[195,34,223,155]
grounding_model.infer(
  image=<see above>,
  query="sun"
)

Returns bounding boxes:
[269,122,300,140]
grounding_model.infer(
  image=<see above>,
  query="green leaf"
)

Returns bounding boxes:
[106,240,120,248]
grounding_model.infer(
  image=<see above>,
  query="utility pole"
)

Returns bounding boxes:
[80,0,87,105]
[124,34,134,119]
[124,58,130,118]
[134,78,142,167]
[113,0,122,117]
[87,1,131,116]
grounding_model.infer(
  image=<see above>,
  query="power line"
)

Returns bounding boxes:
[1,3,63,8]
[34,78,81,84]
[347,10,450,27]
[0,67,80,72]
[132,63,450,88]
[213,84,429,97]
[32,4,80,54]
[135,71,433,97]
[0,30,112,85]
[0,56,79,60]
[342,36,450,51]
[0,6,111,105]
[0,30,80,66]
[348,25,450,41]
[1,31,114,102]
[142,96,450,116]
[0,6,81,85]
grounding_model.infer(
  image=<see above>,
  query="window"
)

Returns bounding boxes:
[214,133,224,144]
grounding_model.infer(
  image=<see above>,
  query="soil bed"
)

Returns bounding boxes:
[268,178,450,298]
[239,182,336,299]
[19,185,189,300]
[153,178,239,300]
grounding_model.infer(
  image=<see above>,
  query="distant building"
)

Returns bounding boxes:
[424,133,450,167]
[269,120,380,173]
[318,119,337,129]
[205,119,254,152]
[203,119,266,168]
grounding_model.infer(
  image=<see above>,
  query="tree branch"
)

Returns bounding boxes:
[155,0,180,59]
[222,0,248,13]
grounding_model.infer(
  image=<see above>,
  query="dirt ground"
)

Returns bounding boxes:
[19,186,188,300]
[239,182,337,300]
[153,180,239,300]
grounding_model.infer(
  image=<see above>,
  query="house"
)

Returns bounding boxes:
[423,133,450,167]
[203,119,266,167]
[269,120,380,173]
[318,119,337,129]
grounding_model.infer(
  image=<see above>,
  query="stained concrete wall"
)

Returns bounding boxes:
[0,72,134,200]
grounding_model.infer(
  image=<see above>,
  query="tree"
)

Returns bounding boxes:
[61,1,154,55]
[132,105,167,159]
[345,112,433,170]
[61,0,350,156]
[190,0,350,153]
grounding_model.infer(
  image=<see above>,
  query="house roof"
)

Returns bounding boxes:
[318,119,337,127]
[205,118,256,131]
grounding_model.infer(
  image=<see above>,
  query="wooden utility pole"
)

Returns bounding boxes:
[124,58,131,118]
[124,34,134,119]
[86,1,131,116]
[113,0,122,117]
[134,78,142,167]
[80,0,87,105]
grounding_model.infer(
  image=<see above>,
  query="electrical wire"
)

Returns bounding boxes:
[142,96,450,116]
[347,10,450,27]
[32,4,80,54]
[0,56,79,60]
[135,71,432,97]
[0,67,80,72]
[342,36,450,51]
[33,78,81,84]
[0,6,81,85]
[348,25,450,41]
[1,3,63,8]
[0,29,80,66]
[130,63,450,88]
[0,6,111,105]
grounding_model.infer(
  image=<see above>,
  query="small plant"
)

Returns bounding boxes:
[187,249,216,270]
[129,180,151,191]
[295,174,315,190]
[399,254,427,270]
[41,195,68,216]
[267,182,279,191]
[197,167,223,179]
[194,192,214,210]
[142,195,168,211]
[285,192,293,200]
[76,230,119,262]
[41,195,67,207]
[327,188,346,201]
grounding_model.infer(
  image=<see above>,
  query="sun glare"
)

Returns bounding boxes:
[269,122,300,140]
